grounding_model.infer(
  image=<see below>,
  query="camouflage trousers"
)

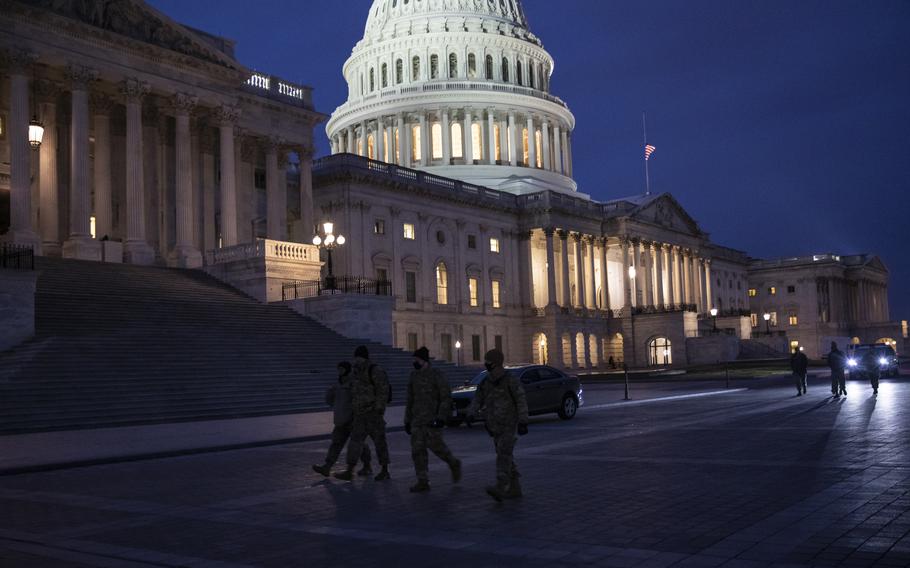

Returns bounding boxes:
[492,432,519,487]
[346,412,390,467]
[831,369,846,394]
[410,426,457,481]
[324,421,371,468]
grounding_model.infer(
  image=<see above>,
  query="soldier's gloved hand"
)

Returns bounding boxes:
[404,422,412,436]
[517,423,529,436]
[430,419,445,429]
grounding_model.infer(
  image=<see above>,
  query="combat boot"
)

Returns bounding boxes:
[504,474,523,499]
[450,459,462,484]
[357,464,373,477]
[409,480,431,493]
[374,466,391,481]
[312,463,332,477]
[333,467,354,481]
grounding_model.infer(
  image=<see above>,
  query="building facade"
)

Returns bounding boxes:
[0,0,324,267]
[747,254,902,358]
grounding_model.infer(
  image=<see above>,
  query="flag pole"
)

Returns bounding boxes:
[642,112,651,196]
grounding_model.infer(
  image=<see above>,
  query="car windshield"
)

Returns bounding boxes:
[852,346,895,357]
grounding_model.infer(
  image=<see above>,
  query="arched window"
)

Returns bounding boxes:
[472,122,483,161]
[468,53,477,78]
[648,337,672,366]
[516,61,523,85]
[451,122,463,159]
[381,63,388,88]
[367,134,375,159]
[501,57,510,82]
[431,122,443,159]
[449,53,458,78]
[396,59,403,84]
[430,54,439,79]
[436,262,449,305]
[485,55,494,80]
[412,56,421,81]
[369,68,375,92]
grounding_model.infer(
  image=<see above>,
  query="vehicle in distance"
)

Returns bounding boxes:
[847,344,900,378]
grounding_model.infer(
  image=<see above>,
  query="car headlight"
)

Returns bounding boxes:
[847,358,857,367]
[879,357,888,366]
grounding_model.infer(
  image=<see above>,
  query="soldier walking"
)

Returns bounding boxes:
[791,348,809,396]
[405,347,462,493]
[862,349,881,395]
[466,348,529,502]
[334,346,392,481]
[312,362,372,477]
[828,342,847,397]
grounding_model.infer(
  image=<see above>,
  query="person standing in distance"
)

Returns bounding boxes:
[791,347,809,396]
[313,362,372,477]
[405,347,462,493]
[828,342,847,397]
[466,348,529,502]
[335,346,391,481]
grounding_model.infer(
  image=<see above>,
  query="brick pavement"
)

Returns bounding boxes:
[0,376,908,567]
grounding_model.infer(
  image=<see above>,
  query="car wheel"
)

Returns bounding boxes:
[558,394,578,420]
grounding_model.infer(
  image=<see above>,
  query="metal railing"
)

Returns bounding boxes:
[0,244,34,270]
[282,276,392,301]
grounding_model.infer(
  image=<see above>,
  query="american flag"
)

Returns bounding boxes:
[645,144,656,161]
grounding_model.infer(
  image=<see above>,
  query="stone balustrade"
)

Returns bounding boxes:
[208,239,317,265]
[243,72,313,109]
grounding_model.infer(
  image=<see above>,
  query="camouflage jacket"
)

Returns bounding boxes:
[405,364,451,426]
[350,360,389,416]
[467,367,529,434]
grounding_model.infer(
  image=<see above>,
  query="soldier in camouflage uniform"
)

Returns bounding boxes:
[466,348,529,502]
[405,347,462,493]
[334,346,392,481]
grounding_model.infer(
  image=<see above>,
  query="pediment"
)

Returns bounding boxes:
[23,0,242,70]
[865,256,888,273]
[629,194,703,236]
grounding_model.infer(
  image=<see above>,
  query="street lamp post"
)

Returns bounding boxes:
[312,221,346,291]
[710,307,718,334]
[763,312,771,336]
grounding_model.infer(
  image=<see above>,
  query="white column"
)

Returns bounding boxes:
[346,126,354,154]
[299,146,315,241]
[600,238,611,311]
[487,109,496,163]
[559,230,571,307]
[561,130,570,177]
[419,112,429,166]
[508,111,518,166]
[499,116,510,164]
[655,245,666,308]
[541,118,551,171]
[387,121,396,164]
[705,259,713,311]
[545,228,558,307]
[121,78,154,264]
[622,238,632,309]
[639,242,651,307]
[360,120,369,157]
[575,234,586,308]
[566,132,574,177]
[91,95,114,244]
[463,108,474,164]
[168,93,202,268]
[37,81,61,255]
[587,236,596,309]
[4,50,40,250]
[217,104,240,247]
[695,257,704,313]
[526,115,537,168]
[265,137,284,240]
[376,117,385,162]
[553,123,563,175]
[519,231,533,308]
[441,109,451,164]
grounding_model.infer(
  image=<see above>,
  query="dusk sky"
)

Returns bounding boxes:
[149,0,910,320]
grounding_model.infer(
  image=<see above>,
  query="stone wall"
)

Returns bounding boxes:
[686,335,742,365]
[624,311,698,368]
[0,269,37,352]
[286,294,394,346]
[203,240,322,303]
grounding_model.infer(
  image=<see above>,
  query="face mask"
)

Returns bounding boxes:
[484,363,494,372]
[413,361,423,370]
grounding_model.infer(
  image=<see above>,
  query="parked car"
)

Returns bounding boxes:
[847,344,900,378]
[449,365,584,426]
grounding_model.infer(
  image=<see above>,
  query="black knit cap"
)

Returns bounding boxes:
[337,361,352,375]
[354,345,369,359]
[413,346,430,362]
[484,348,505,368]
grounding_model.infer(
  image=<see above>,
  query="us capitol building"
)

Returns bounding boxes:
[1,0,904,365]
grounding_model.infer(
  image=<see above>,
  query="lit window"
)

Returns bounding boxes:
[494,124,501,161]
[403,223,415,240]
[367,134,375,159]
[492,280,502,309]
[490,237,500,253]
[411,125,421,162]
[90,216,96,239]
[789,312,798,326]
[469,277,479,307]
[768,286,777,296]
[770,312,778,326]
[535,130,543,168]
[472,122,483,161]
[451,122,463,159]
[374,219,385,235]
[436,262,448,305]
[750,313,758,327]
[748,288,757,297]
[790,340,800,352]
[522,128,529,165]
[431,123,442,159]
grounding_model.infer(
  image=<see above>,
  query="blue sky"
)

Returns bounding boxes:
[149,0,910,321]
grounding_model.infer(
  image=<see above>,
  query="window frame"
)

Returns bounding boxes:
[403,222,416,240]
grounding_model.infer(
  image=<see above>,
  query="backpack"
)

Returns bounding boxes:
[369,364,392,404]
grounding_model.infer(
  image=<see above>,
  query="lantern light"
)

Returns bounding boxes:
[28,116,44,150]
[312,235,322,246]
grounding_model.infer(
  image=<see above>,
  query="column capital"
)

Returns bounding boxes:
[215,103,241,126]
[120,77,150,103]
[572,232,584,242]
[171,92,198,116]
[2,48,37,74]
[89,92,116,115]
[556,229,568,240]
[35,80,64,104]
[390,207,401,219]
[66,64,98,90]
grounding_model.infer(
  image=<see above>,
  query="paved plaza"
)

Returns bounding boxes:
[1,374,909,568]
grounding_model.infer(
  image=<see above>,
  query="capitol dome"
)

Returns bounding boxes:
[326,0,578,195]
